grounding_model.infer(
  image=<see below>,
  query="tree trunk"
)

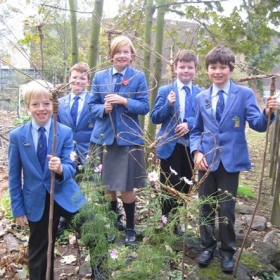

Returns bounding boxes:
[140,0,155,129]
[69,0,79,64]
[88,0,104,80]
[271,152,280,227]
[146,0,166,140]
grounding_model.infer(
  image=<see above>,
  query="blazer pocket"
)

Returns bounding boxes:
[228,112,244,131]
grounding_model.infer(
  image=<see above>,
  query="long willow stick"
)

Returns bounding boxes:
[46,88,59,280]
[233,76,276,277]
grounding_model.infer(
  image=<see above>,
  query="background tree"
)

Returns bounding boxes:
[88,0,104,78]
[69,0,79,64]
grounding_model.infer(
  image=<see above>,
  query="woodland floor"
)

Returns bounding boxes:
[0,109,279,279]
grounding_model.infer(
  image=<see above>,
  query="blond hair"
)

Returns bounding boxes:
[109,35,136,60]
[22,80,53,108]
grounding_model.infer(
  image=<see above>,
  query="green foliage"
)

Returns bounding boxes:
[0,189,13,219]
[237,184,256,199]
[259,272,280,280]
[12,115,31,126]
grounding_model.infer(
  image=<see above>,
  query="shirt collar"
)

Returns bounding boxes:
[177,79,192,91]
[112,66,127,76]
[32,118,52,133]
[213,81,230,96]
[71,92,86,101]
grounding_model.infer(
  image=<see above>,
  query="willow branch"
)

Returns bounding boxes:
[233,77,276,276]
[46,87,59,280]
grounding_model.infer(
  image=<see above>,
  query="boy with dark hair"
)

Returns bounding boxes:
[150,50,202,234]
[190,45,278,272]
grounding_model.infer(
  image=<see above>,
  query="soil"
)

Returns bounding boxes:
[0,109,278,280]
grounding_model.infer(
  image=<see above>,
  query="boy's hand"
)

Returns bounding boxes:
[175,123,189,137]
[167,91,176,105]
[265,96,278,117]
[104,94,128,106]
[47,155,63,175]
[104,100,113,114]
[16,215,28,229]
[194,151,208,171]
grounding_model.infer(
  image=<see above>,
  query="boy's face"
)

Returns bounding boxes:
[207,62,232,88]
[174,60,196,85]
[28,96,53,126]
[69,70,89,94]
[112,44,133,72]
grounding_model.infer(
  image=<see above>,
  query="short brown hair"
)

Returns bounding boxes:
[205,45,235,71]
[69,61,91,80]
[109,35,136,61]
[174,50,198,67]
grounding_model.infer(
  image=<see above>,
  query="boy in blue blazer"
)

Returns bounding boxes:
[57,62,106,236]
[8,80,90,280]
[190,45,278,272]
[58,61,95,167]
[150,50,201,234]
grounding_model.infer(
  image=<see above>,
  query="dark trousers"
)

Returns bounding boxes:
[28,193,87,280]
[160,143,193,216]
[198,162,239,257]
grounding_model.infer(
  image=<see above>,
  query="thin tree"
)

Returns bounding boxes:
[146,0,167,139]
[69,0,79,64]
[88,0,104,78]
[139,0,155,128]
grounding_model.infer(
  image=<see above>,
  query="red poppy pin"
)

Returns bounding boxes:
[122,79,129,86]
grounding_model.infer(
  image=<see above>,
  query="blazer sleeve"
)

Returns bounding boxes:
[150,86,174,124]
[124,72,149,115]
[88,74,108,120]
[56,127,77,184]
[8,130,26,218]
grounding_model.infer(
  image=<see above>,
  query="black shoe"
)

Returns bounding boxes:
[196,250,214,266]
[116,219,126,231]
[174,224,186,236]
[56,217,71,238]
[124,229,136,246]
[221,256,234,272]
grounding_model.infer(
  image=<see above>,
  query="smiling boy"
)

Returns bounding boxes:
[190,45,278,272]
[150,50,202,234]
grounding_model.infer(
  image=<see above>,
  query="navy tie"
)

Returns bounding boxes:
[183,86,192,117]
[114,73,122,92]
[216,90,225,123]
[70,96,80,125]
[37,127,47,171]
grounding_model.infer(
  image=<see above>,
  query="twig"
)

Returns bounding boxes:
[46,87,59,280]
[233,76,276,276]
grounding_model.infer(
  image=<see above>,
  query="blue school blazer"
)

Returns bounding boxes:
[89,66,149,146]
[150,81,201,159]
[58,92,95,165]
[8,120,86,222]
[190,81,275,172]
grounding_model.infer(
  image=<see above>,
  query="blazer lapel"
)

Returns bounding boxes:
[201,90,214,121]
[61,95,74,126]
[22,122,42,172]
[173,83,181,122]
[77,93,90,125]
[220,86,237,123]
[121,67,133,94]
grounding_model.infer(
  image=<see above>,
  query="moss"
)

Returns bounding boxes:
[241,251,266,270]
[197,262,236,280]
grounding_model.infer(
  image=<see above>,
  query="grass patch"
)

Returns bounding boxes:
[237,184,256,199]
